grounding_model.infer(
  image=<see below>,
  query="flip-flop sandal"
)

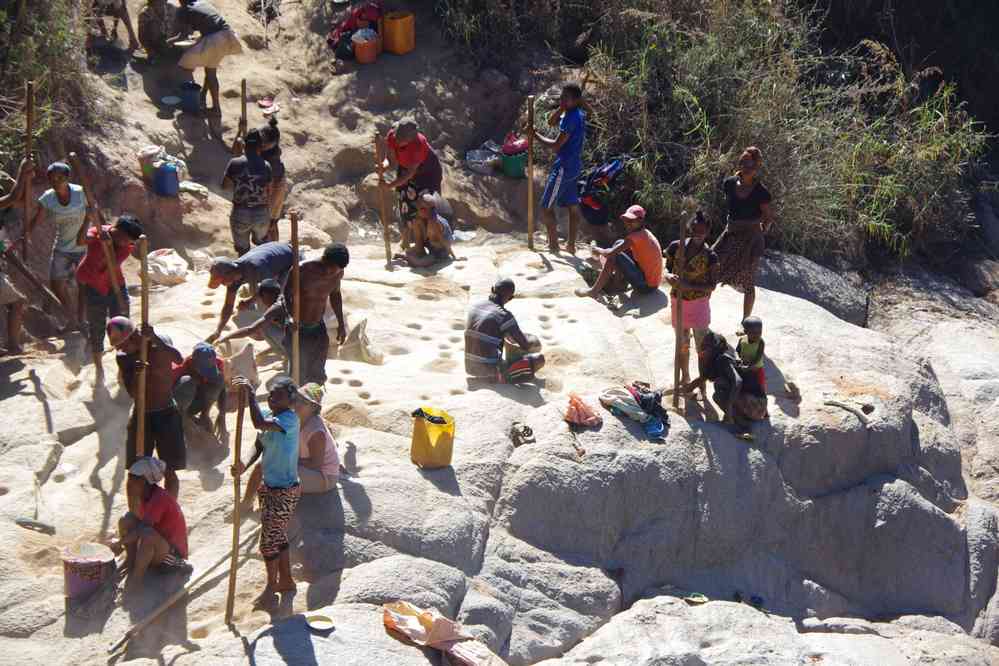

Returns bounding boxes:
[683,593,708,605]
[510,422,535,447]
[262,102,281,117]
[644,418,666,438]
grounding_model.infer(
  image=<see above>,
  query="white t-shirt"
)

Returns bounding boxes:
[38,184,87,253]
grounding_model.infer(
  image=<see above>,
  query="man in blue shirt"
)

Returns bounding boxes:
[534,83,586,255]
[231,374,301,609]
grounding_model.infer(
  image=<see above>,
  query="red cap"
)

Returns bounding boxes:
[621,205,646,221]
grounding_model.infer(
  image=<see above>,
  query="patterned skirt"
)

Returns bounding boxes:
[258,482,301,561]
[711,222,765,292]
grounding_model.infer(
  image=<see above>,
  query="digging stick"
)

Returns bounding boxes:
[231,79,247,155]
[2,249,62,311]
[374,133,392,267]
[672,221,687,411]
[69,152,126,315]
[290,210,301,384]
[108,524,263,655]
[224,392,247,625]
[21,80,33,260]
[136,236,150,458]
[527,95,535,251]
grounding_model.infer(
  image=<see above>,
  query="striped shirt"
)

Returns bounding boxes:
[464,299,523,377]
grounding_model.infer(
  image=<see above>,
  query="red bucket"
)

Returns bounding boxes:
[62,543,115,600]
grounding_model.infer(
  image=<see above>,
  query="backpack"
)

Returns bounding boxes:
[577,157,628,226]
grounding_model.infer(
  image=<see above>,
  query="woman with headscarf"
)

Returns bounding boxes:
[712,146,775,320]
[682,330,767,432]
[108,456,190,596]
[379,119,443,249]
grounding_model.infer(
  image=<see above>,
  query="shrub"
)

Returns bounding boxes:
[438,0,989,266]
[0,1,93,179]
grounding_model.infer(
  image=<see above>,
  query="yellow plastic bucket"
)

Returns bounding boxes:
[411,407,454,469]
[383,11,415,55]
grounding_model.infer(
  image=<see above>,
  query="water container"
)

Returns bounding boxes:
[62,543,115,600]
[501,151,528,179]
[154,163,180,197]
[410,407,454,469]
[180,81,201,113]
[383,11,415,55]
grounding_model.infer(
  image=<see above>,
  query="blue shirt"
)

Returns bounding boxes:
[260,407,300,489]
[555,107,586,176]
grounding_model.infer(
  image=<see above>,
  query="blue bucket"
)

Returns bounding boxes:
[154,163,180,197]
[180,81,201,113]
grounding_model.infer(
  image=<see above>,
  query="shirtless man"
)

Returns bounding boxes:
[108,317,186,499]
[284,243,350,384]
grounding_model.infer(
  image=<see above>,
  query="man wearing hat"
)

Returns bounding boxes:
[464,278,546,384]
[109,456,190,596]
[108,316,186,499]
[205,241,293,344]
[173,341,227,440]
[576,204,663,300]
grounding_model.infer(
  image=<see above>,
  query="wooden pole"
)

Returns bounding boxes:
[224,393,247,625]
[21,80,33,260]
[109,524,263,655]
[69,152,126,315]
[290,211,301,384]
[527,95,535,251]
[374,133,393,267]
[672,221,687,411]
[3,249,62,311]
[136,236,150,458]
[231,79,247,155]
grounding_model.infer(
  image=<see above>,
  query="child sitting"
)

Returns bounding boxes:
[736,316,767,404]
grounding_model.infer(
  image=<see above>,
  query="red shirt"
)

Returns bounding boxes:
[139,486,189,558]
[171,356,225,384]
[76,226,132,295]
[387,130,431,169]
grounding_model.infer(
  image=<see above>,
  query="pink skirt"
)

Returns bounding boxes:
[670,294,711,331]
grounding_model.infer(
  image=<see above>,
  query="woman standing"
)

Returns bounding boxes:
[712,147,775,320]
[380,119,443,249]
[261,117,286,242]
[230,375,301,608]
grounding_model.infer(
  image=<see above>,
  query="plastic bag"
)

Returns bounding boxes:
[147,248,189,285]
[411,407,454,469]
[352,28,378,43]
[465,149,501,175]
[501,132,528,156]
[565,392,602,427]
[599,386,650,423]
[383,600,471,647]
[336,318,384,365]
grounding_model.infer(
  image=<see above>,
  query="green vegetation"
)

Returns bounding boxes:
[0,1,93,179]
[438,0,990,266]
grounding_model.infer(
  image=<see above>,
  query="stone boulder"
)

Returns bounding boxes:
[535,593,999,665]
[757,250,868,326]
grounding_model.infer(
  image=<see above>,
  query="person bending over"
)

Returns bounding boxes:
[205,241,293,343]
[465,278,546,384]
[172,341,227,440]
[169,0,243,114]
[216,278,289,359]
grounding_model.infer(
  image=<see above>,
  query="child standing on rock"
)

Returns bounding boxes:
[230,375,301,609]
[736,316,767,394]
